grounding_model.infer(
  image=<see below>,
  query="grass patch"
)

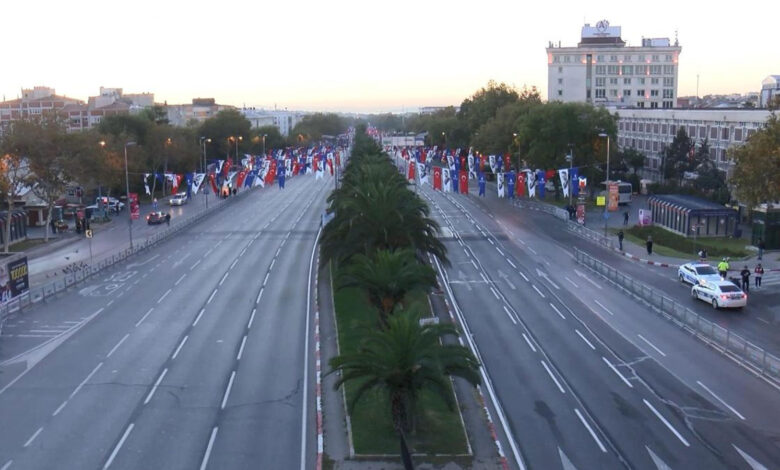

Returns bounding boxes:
[331,269,469,456]
[9,238,51,252]
[624,225,749,259]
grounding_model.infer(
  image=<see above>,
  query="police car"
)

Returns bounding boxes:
[678,262,721,285]
[691,280,747,309]
[168,192,188,206]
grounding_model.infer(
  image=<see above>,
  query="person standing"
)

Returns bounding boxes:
[757,238,765,260]
[623,211,629,226]
[617,230,624,251]
[754,263,764,288]
[717,258,729,280]
[740,265,751,292]
[646,235,653,255]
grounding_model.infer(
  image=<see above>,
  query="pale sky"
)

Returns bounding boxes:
[3,0,778,113]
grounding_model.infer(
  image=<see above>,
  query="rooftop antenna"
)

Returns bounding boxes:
[674,29,679,46]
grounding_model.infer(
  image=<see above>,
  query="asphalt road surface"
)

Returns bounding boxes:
[421,184,780,470]
[0,175,329,470]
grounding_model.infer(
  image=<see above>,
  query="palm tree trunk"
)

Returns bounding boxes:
[398,430,415,470]
[393,396,414,470]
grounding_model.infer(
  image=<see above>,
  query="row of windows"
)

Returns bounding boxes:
[553,54,674,63]
[619,138,733,164]
[591,65,676,75]
[619,121,758,142]
[593,88,674,98]
[587,75,674,87]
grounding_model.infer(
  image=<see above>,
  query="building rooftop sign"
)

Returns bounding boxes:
[581,20,621,39]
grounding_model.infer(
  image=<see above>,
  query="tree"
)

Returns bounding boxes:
[338,249,437,326]
[621,148,646,175]
[0,125,33,252]
[247,126,284,155]
[198,109,252,159]
[291,113,346,142]
[458,81,521,136]
[328,310,480,470]
[730,114,780,209]
[662,127,694,185]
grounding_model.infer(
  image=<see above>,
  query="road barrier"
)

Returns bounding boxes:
[0,189,253,334]
[574,247,780,384]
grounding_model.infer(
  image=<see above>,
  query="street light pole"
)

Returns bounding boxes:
[124,141,136,250]
[567,143,574,207]
[200,137,211,208]
[599,133,610,240]
[262,134,267,157]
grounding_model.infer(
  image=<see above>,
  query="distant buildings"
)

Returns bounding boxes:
[760,75,780,108]
[166,98,234,127]
[239,108,303,137]
[546,20,681,109]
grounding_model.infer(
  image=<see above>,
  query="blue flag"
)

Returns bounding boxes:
[537,170,546,199]
[570,167,579,197]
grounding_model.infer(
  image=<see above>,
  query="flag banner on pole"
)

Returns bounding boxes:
[526,170,536,198]
[536,170,546,199]
[504,153,512,172]
[443,168,452,192]
[316,158,324,179]
[478,172,486,196]
[185,173,194,198]
[244,170,255,188]
[278,164,286,189]
[286,158,293,177]
[516,171,526,197]
[191,173,205,195]
[570,167,579,197]
[558,168,570,198]
[407,159,415,181]
[497,171,505,198]
[433,167,442,191]
[507,171,516,199]
[489,155,496,173]
[236,170,247,189]
[458,170,468,194]
[209,173,218,195]
[326,155,333,175]
[479,154,486,172]
[223,158,232,179]
[418,163,427,185]
[468,154,476,180]
[216,160,224,175]
[143,173,151,196]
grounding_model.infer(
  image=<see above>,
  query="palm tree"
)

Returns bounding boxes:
[339,248,437,326]
[328,310,481,470]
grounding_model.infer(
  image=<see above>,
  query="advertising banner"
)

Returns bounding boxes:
[129,193,140,220]
[608,182,619,212]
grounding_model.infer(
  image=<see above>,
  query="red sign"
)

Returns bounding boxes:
[408,161,415,180]
[517,172,526,197]
[608,182,619,212]
[129,193,140,220]
[576,203,586,225]
[433,167,442,191]
[458,170,468,194]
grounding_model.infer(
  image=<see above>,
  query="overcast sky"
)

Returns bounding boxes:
[3,0,777,112]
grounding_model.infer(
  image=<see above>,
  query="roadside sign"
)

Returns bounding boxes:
[85,229,93,238]
[596,196,606,206]
[129,193,140,220]
[608,182,619,212]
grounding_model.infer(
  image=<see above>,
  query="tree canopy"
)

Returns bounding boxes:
[730,114,780,208]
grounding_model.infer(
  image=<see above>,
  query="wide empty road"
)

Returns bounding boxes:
[0,174,329,469]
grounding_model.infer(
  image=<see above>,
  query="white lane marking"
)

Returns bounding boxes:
[480,273,488,283]
[172,336,189,360]
[53,399,69,416]
[575,330,596,350]
[190,259,201,271]
[219,272,229,286]
[463,247,469,256]
[549,303,566,320]
[239,248,247,257]
[502,306,517,325]
[269,259,276,270]
[575,269,603,290]
[637,334,667,357]
[732,444,769,470]
[71,362,103,400]
[199,427,219,470]
[107,300,114,307]
[757,317,770,325]
[95,307,104,315]
[518,271,529,282]
[697,381,745,420]
[175,274,186,286]
[133,279,140,285]
[256,289,263,304]
[602,357,633,388]
[488,238,495,245]
[157,288,172,304]
[507,259,516,268]
[574,408,607,453]
[23,427,43,447]
[541,360,565,393]
[593,299,614,316]
[144,368,168,404]
[301,225,323,470]
[643,399,690,447]
[237,335,247,360]
[107,334,130,358]
[522,333,537,352]
[104,423,134,469]
[527,247,538,255]
[193,308,205,326]
[1,461,12,470]
[532,284,546,298]
[496,247,504,256]
[248,308,256,329]
[490,287,499,299]
[263,272,270,286]
[205,248,214,256]
[517,238,526,245]
[220,371,236,409]
[230,259,238,270]
[471,259,478,270]
[565,276,579,288]
[207,289,217,304]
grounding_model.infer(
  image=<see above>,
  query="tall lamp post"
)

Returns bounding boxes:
[262,134,267,157]
[200,137,211,208]
[124,141,137,250]
[566,143,574,207]
[598,133,611,240]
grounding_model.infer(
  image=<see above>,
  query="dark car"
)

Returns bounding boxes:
[146,211,170,225]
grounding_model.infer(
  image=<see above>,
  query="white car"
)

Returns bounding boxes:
[691,280,747,309]
[168,193,188,206]
[678,262,721,285]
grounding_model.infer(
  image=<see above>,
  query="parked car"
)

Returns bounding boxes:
[691,280,747,309]
[86,197,124,214]
[678,262,722,285]
[146,211,170,225]
[168,192,188,206]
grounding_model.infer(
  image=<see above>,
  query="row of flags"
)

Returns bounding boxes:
[140,147,341,198]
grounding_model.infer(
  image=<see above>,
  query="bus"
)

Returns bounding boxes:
[601,181,633,205]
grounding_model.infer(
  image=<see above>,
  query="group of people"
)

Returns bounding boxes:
[717,258,765,292]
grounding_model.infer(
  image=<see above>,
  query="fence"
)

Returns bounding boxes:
[574,247,780,384]
[0,189,252,333]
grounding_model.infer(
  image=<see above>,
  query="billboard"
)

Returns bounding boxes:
[1,256,29,302]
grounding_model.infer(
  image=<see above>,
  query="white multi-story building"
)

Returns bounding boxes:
[239,108,303,137]
[760,75,780,108]
[612,107,772,180]
[547,20,682,109]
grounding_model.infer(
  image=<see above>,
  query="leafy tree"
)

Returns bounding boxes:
[0,135,31,252]
[291,113,346,142]
[662,127,694,184]
[247,126,284,156]
[730,114,780,209]
[328,310,480,470]
[199,109,252,159]
[458,81,520,136]
[472,95,542,157]
[338,249,437,326]
[620,148,646,175]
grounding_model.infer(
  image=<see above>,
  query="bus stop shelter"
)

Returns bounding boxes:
[648,195,738,238]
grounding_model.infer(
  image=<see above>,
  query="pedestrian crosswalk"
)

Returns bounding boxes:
[756,270,780,288]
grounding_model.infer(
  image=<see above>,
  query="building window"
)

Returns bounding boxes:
[638,123,645,132]
[558,78,563,84]
[564,55,571,62]
[638,54,646,62]
[650,65,662,75]
[624,89,632,96]
[632,122,637,131]
[595,65,606,75]
[597,54,605,62]
[650,102,659,108]
[663,89,673,98]
[619,122,624,131]
[663,65,675,75]
[553,56,560,63]
[699,126,706,138]
[621,65,633,75]
[651,78,659,85]
[637,102,645,108]
[586,90,591,99]
[558,90,563,96]
[609,89,618,97]
[710,127,718,139]
[722,128,730,140]
[663,77,674,87]
[665,54,673,62]
[595,89,606,98]
[637,78,646,85]
[654,124,660,134]
[735,128,743,141]
[623,78,631,85]
[652,54,660,62]
[637,89,645,97]
[623,55,632,62]
[607,65,619,75]
[558,66,563,73]
[595,77,605,87]
[670,125,676,135]
[650,89,659,97]
[662,124,668,134]
[610,55,618,62]
[609,77,618,85]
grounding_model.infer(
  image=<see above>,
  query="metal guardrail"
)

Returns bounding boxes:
[574,247,780,383]
[514,199,617,250]
[0,189,253,332]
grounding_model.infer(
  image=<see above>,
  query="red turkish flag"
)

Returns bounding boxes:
[517,172,526,197]
[504,153,511,171]
[420,150,427,163]
[546,169,556,180]
[433,167,442,190]
[209,173,218,194]
[458,170,468,194]
[408,160,415,180]
[265,160,277,185]
[236,170,247,188]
